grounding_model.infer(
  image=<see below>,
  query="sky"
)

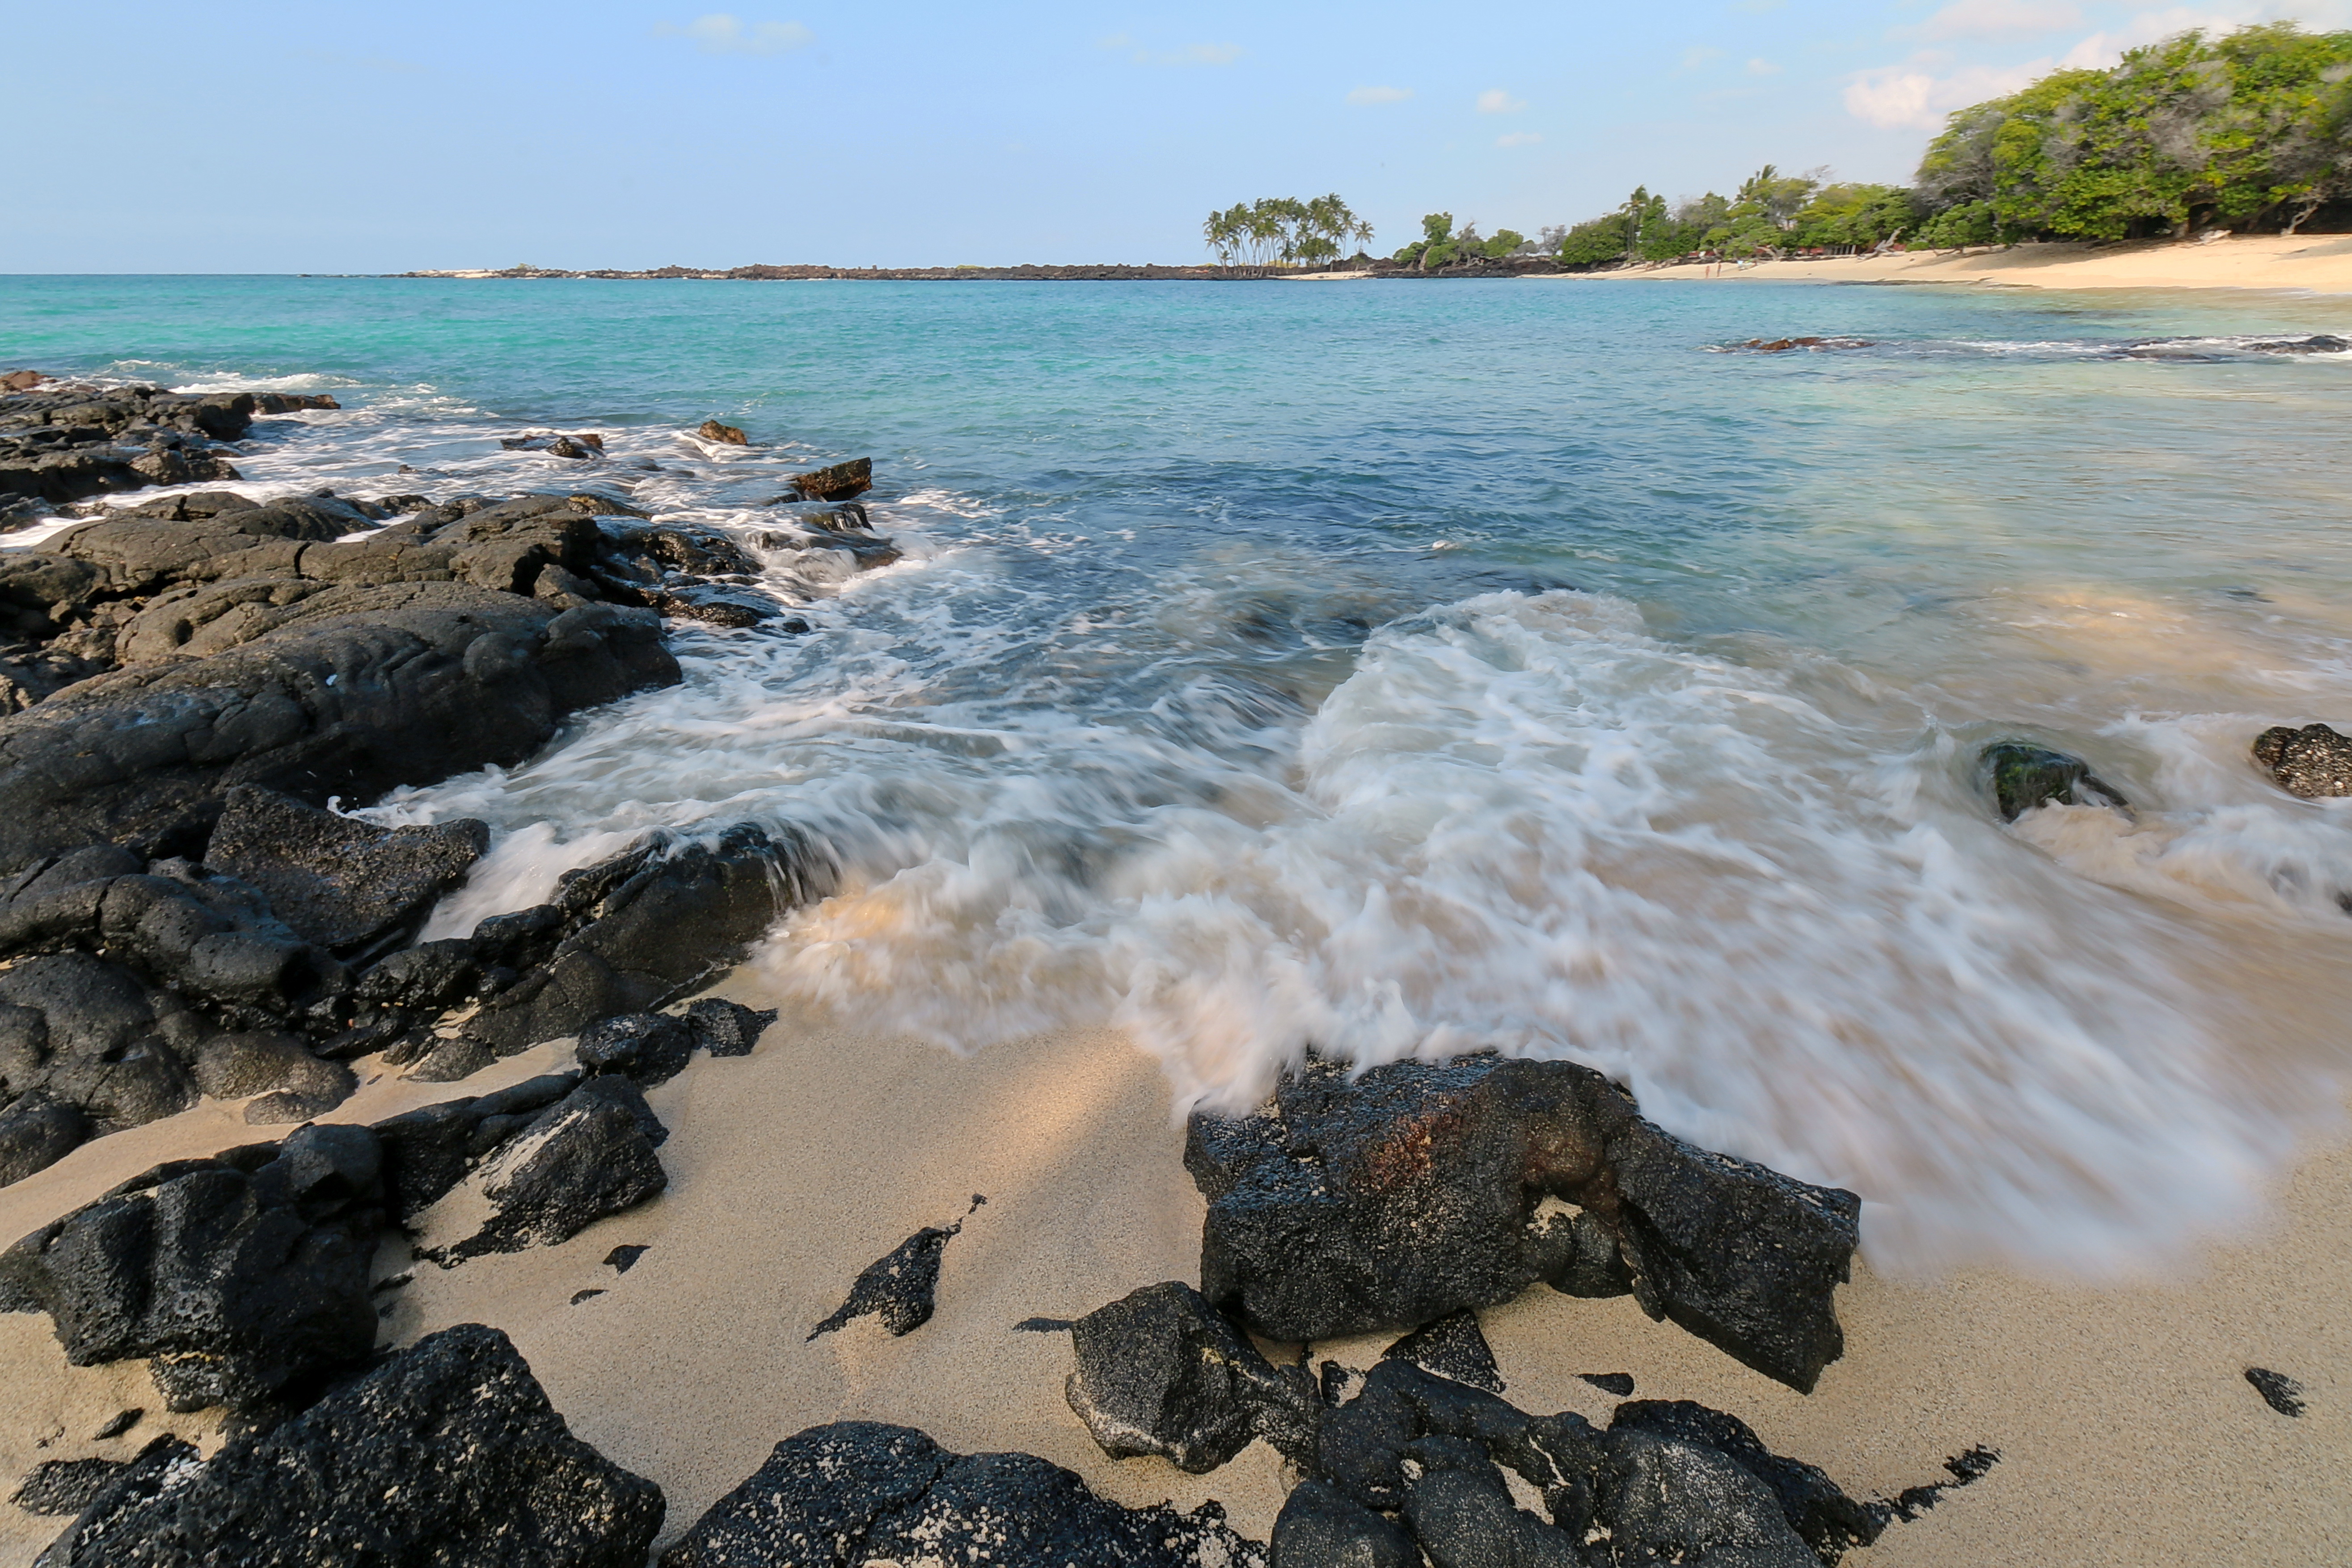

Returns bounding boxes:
[5,0,2347,271]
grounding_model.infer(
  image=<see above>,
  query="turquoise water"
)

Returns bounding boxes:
[8,275,2352,1272]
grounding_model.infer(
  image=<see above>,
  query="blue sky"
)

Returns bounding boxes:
[6,0,2345,271]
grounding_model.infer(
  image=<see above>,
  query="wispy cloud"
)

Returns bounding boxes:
[1347,84,1413,104]
[1843,55,2043,127]
[1495,131,1543,147]
[1475,87,1526,113]
[1680,44,1729,71]
[1909,0,2083,40]
[1747,56,1783,74]
[1101,33,1243,67]
[656,14,814,56]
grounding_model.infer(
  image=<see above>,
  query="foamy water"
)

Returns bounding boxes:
[9,275,2352,1275]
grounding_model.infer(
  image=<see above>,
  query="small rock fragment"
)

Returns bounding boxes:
[1065,1280,1321,1473]
[810,1222,964,1341]
[604,1243,650,1274]
[571,1288,606,1306]
[1579,1372,1636,1396]
[575,1012,695,1086]
[92,1409,142,1441]
[791,457,873,502]
[2253,724,2352,800]
[11,1457,127,1516]
[2246,1367,2306,1417]
[1381,1309,1503,1395]
[697,420,749,446]
[1980,741,2128,821]
[684,997,775,1057]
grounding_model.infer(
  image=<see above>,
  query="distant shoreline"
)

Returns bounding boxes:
[387,236,2352,295]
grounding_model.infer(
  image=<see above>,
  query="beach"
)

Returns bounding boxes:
[1554,232,2352,296]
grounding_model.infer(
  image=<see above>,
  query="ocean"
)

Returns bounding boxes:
[7,273,2352,1276]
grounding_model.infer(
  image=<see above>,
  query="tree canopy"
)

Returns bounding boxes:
[1203,196,1373,271]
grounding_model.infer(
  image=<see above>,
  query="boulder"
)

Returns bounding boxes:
[790,458,873,502]
[1064,1280,1320,1472]
[11,1457,127,1517]
[0,953,205,1135]
[1268,1479,1422,1568]
[574,1011,695,1086]
[458,824,826,1060]
[190,1031,355,1120]
[1400,1435,1583,1568]
[0,581,677,873]
[2253,723,2352,799]
[249,393,341,414]
[658,1421,1263,1568]
[1978,741,2128,821]
[368,1070,581,1220]
[202,785,489,952]
[0,1091,87,1186]
[697,419,749,445]
[419,1075,667,1264]
[34,1323,664,1568]
[684,997,775,1057]
[0,1123,384,1410]
[1187,1054,1860,1392]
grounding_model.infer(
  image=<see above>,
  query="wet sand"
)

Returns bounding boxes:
[3,994,2346,1564]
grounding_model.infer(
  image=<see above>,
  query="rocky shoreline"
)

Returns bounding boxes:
[390,258,1569,283]
[4,362,2337,1564]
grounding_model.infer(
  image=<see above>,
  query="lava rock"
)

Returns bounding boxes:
[1187,1054,1859,1392]
[1268,1478,1421,1568]
[1381,1309,1504,1395]
[1979,741,2128,821]
[684,997,775,1057]
[1400,1434,1582,1568]
[421,1074,667,1264]
[0,1090,87,1186]
[790,459,873,503]
[458,824,827,1061]
[1579,1373,1636,1397]
[697,420,748,445]
[574,1011,695,1086]
[2253,723,2352,799]
[1065,1280,1321,1473]
[657,584,785,627]
[203,785,489,952]
[0,953,206,1135]
[1594,1429,1819,1568]
[368,1070,580,1220]
[0,1123,384,1410]
[1609,1400,1884,1561]
[604,1243,648,1273]
[809,1211,974,1342]
[658,1420,1263,1568]
[35,1323,663,1567]
[2246,1367,2306,1417]
[12,1458,127,1517]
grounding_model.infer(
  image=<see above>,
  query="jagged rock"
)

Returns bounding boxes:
[1979,741,2128,821]
[13,1457,128,1516]
[1268,1478,1422,1568]
[1066,1281,1320,1472]
[604,1243,649,1273]
[574,1012,694,1086]
[657,584,786,627]
[790,458,873,502]
[0,582,677,874]
[368,1070,580,1219]
[202,785,489,952]
[684,997,775,1057]
[2253,723,2352,799]
[420,1075,666,1264]
[1187,1054,1859,1392]
[1580,1373,1636,1397]
[458,824,825,1061]
[697,420,748,445]
[190,1031,355,1117]
[1610,1401,1883,1561]
[1402,1434,1582,1568]
[1593,1429,1818,1568]
[0,1123,383,1410]
[0,953,204,1135]
[0,386,253,509]
[658,1420,1263,1568]
[1381,1308,1504,1395]
[249,393,341,414]
[35,1323,663,1567]
[809,1200,982,1342]
[0,1091,87,1186]
[2246,1367,2306,1417]
[402,1035,496,1082]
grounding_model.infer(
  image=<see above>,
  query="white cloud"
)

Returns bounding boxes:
[1495,131,1543,147]
[1475,88,1526,113]
[1102,34,1242,67]
[658,14,813,55]
[1912,0,2083,40]
[1680,44,1729,71]
[1747,57,1783,74]
[1347,84,1413,104]
[1843,55,2045,127]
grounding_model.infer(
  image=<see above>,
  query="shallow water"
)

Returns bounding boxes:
[8,274,2352,1274]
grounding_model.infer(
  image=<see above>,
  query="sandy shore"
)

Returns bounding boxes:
[4,989,2346,1564]
[1558,232,2352,296]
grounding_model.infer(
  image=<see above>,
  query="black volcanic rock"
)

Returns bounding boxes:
[12,1458,127,1517]
[808,1203,981,1342]
[1268,1478,1421,1568]
[420,1075,667,1264]
[202,785,490,952]
[1186,1054,1860,1392]
[790,458,873,502]
[367,1070,581,1220]
[658,1421,1263,1568]
[574,1011,696,1086]
[684,997,775,1057]
[2253,723,2352,799]
[1064,1280,1320,1473]
[1381,1308,1504,1395]
[0,1123,384,1411]
[35,1323,663,1568]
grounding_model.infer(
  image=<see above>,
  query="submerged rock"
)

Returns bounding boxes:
[790,457,873,502]
[659,1420,1263,1568]
[2253,723,2352,799]
[0,1122,384,1411]
[696,419,749,445]
[1979,741,2128,821]
[36,1323,663,1567]
[1064,1280,1320,1473]
[1187,1054,1859,1392]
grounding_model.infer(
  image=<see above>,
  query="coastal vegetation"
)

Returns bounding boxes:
[1200,194,1373,272]
[1424,22,2352,272]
